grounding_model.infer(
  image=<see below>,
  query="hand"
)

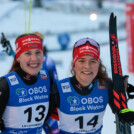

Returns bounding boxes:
[118,108,134,123]
[123,75,134,99]
[127,84,134,99]
[123,75,129,91]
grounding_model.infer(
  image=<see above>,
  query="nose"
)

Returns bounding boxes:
[30,53,37,61]
[84,61,90,69]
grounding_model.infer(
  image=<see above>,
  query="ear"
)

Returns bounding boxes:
[16,57,20,63]
[98,59,100,64]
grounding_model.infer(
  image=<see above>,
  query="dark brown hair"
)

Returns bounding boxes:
[71,59,109,86]
[95,60,109,86]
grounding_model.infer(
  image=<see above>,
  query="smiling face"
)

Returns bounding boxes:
[17,49,44,75]
[73,56,100,86]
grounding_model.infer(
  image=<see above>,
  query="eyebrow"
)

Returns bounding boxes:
[79,57,97,60]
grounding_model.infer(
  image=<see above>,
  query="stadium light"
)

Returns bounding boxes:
[89,12,98,21]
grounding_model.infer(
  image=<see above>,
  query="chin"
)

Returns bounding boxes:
[29,71,39,76]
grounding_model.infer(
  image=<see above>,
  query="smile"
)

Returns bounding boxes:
[29,63,39,68]
[82,72,92,75]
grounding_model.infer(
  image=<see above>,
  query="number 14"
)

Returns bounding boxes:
[75,115,98,129]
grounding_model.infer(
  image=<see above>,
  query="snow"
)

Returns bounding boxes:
[0,0,134,134]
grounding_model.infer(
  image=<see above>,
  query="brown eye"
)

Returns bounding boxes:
[79,60,84,63]
[25,52,31,56]
[36,50,42,55]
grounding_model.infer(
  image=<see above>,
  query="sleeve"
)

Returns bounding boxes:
[45,56,58,81]
[0,77,10,118]
[0,77,10,131]
[45,72,60,122]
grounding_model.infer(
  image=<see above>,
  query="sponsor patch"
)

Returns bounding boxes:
[61,82,71,93]
[8,75,19,85]
[40,70,47,79]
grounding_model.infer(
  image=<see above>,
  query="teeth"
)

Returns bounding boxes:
[83,72,91,74]
[30,64,38,67]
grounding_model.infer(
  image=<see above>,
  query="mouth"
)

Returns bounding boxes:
[28,63,39,68]
[82,71,92,75]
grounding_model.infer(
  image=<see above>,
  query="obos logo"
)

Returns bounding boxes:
[67,96,80,106]
[16,88,27,97]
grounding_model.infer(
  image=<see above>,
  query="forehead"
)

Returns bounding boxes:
[23,49,43,53]
[78,56,97,60]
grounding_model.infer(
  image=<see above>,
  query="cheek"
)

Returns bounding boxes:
[94,64,99,73]
[38,54,44,61]
[74,63,82,73]
[40,56,44,64]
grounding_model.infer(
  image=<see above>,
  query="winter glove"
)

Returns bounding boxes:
[126,83,134,99]
[0,33,10,48]
[0,119,4,132]
[123,75,134,99]
[123,75,129,91]
[118,108,134,124]
[1,33,15,57]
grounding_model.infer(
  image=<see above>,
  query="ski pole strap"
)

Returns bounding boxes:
[120,108,133,114]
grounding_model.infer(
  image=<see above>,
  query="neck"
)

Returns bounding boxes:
[16,67,39,85]
[70,76,94,95]
[75,76,92,87]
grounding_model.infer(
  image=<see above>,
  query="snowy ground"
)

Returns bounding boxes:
[0,0,134,134]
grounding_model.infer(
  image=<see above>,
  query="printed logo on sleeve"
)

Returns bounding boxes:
[8,75,19,85]
[61,82,71,93]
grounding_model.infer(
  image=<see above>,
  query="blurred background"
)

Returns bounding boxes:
[0,0,134,133]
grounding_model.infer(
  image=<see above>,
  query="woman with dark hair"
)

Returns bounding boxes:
[53,37,134,134]
[0,33,55,134]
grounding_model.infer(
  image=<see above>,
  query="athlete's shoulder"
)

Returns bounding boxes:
[45,55,55,63]
[57,77,70,83]
[0,76,9,92]
[45,55,56,69]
